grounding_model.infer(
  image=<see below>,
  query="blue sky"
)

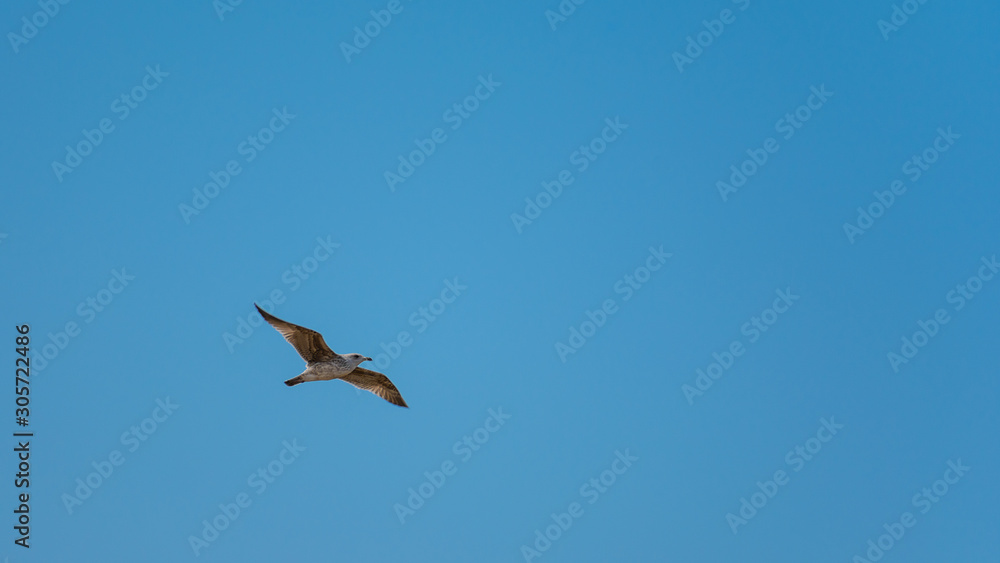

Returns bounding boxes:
[2,1,998,561]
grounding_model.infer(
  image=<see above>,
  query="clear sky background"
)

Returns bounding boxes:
[1,1,998,561]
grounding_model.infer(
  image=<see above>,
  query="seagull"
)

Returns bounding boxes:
[254,304,408,408]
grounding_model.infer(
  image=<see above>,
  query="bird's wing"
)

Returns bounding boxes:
[340,367,409,408]
[255,304,336,362]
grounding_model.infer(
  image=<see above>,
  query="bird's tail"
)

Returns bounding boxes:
[284,375,305,387]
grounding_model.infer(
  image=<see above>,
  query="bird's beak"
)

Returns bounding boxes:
[365,357,373,362]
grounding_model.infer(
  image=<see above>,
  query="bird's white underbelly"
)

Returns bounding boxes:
[305,362,353,380]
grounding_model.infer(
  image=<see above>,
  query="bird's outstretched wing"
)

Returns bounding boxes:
[340,367,409,408]
[255,304,336,363]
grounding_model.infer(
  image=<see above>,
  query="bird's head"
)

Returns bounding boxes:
[345,353,372,368]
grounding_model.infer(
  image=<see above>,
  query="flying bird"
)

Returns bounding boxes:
[254,304,408,408]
